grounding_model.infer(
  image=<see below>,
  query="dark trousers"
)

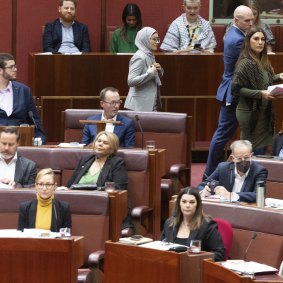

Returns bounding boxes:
[204,103,238,177]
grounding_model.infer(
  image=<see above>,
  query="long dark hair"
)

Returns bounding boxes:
[237,26,273,74]
[120,3,142,40]
[172,187,209,230]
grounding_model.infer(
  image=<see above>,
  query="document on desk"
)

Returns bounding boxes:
[0,182,13,189]
[222,260,278,274]
[57,142,85,148]
[140,241,187,251]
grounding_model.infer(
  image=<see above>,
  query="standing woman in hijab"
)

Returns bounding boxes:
[124,27,164,111]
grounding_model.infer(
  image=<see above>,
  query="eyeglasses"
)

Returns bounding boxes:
[4,64,17,71]
[233,156,251,162]
[151,37,160,43]
[36,183,55,189]
[103,100,122,106]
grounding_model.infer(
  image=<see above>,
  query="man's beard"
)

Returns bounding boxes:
[61,14,75,23]
[1,152,14,160]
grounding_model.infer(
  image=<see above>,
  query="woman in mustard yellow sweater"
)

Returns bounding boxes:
[18,168,71,232]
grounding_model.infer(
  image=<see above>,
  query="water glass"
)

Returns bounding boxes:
[189,240,201,253]
[105,182,115,192]
[145,140,155,150]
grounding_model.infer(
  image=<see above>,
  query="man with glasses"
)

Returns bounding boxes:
[0,126,36,188]
[198,140,267,202]
[82,87,135,147]
[0,53,46,143]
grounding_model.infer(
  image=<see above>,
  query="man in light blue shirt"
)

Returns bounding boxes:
[43,0,91,53]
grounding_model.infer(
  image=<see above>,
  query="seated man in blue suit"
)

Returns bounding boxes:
[82,87,135,147]
[0,53,46,143]
[43,0,91,53]
[198,140,267,203]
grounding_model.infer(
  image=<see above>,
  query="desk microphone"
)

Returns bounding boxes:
[28,111,38,129]
[135,115,144,150]
[244,232,257,262]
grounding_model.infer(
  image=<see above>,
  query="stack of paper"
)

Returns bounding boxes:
[221,260,278,274]
[268,84,283,97]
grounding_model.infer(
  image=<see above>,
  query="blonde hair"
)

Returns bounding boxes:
[183,0,201,6]
[93,131,119,155]
[35,168,55,184]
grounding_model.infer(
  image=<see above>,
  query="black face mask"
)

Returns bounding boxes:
[235,160,251,174]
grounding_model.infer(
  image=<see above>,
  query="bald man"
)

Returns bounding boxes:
[203,5,254,179]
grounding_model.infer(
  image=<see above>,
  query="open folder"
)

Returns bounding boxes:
[221,260,278,275]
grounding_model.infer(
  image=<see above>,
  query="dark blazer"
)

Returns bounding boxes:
[43,19,91,53]
[81,113,135,147]
[272,133,283,156]
[15,154,37,187]
[67,154,128,189]
[0,82,46,144]
[198,161,268,203]
[160,218,225,262]
[216,26,245,104]
[18,199,71,232]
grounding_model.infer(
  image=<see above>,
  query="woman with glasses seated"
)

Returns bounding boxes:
[124,27,164,111]
[18,168,71,232]
[198,140,267,203]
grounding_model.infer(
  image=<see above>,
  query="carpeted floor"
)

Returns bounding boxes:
[191,163,206,187]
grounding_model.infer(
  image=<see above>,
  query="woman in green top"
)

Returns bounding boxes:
[110,3,142,53]
[232,26,283,154]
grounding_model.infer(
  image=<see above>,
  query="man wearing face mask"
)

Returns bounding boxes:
[0,126,36,188]
[198,140,267,203]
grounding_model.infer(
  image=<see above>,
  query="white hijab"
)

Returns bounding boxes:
[135,27,161,86]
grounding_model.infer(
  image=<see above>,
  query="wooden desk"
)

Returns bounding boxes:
[29,52,283,142]
[203,259,283,283]
[202,201,283,269]
[0,236,84,283]
[104,241,213,283]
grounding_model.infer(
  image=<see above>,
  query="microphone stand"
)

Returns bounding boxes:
[135,115,144,150]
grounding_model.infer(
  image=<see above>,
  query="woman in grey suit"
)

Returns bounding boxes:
[125,27,164,111]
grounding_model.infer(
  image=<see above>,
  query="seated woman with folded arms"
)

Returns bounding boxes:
[160,187,225,261]
[66,131,132,230]
[67,131,128,190]
[18,168,71,232]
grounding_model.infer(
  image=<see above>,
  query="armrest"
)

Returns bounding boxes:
[170,164,186,178]
[131,206,153,235]
[131,205,151,219]
[88,250,105,271]
[169,164,190,193]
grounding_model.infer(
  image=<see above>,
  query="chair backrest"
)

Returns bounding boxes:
[18,146,164,239]
[211,24,226,52]
[0,188,122,265]
[214,218,233,260]
[106,26,118,51]
[62,109,192,182]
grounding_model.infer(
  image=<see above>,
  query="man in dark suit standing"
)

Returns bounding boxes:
[43,0,91,53]
[0,53,46,143]
[82,87,136,147]
[203,5,254,178]
[0,126,36,188]
[198,140,267,203]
